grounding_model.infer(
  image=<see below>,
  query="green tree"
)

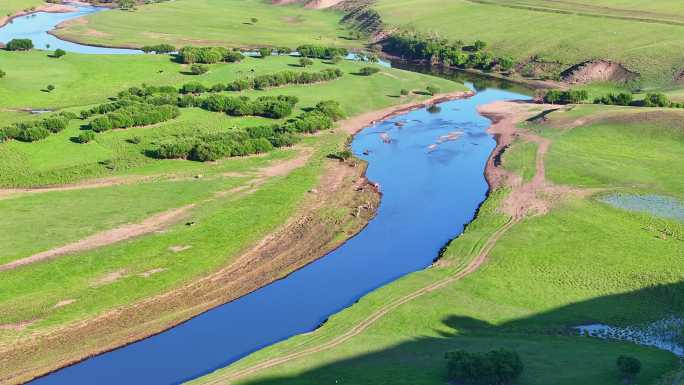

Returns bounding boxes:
[299,57,313,67]
[52,48,66,58]
[473,39,487,51]
[446,349,523,385]
[118,0,135,10]
[400,89,409,96]
[46,84,55,93]
[6,38,33,51]
[251,17,258,24]
[190,64,209,75]
[617,355,641,383]
[259,47,271,58]
[498,56,514,72]
[358,66,380,76]
[0,69,5,79]
[426,85,440,95]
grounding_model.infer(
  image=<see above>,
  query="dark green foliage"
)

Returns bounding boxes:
[52,49,66,58]
[46,84,55,92]
[299,57,313,67]
[426,85,440,95]
[180,82,207,94]
[190,64,209,75]
[0,69,5,79]
[544,89,589,104]
[0,113,75,142]
[358,66,380,76]
[400,88,410,96]
[40,116,70,133]
[197,94,297,119]
[177,46,241,64]
[89,103,180,131]
[314,100,345,121]
[259,47,272,58]
[445,349,523,385]
[617,355,641,380]
[140,44,176,54]
[642,93,671,107]
[385,32,507,71]
[74,131,96,144]
[5,38,33,51]
[329,149,352,161]
[297,44,348,59]
[594,92,634,106]
[275,47,291,55]
[223,51,244,63]
[16,126,50,142]
[152,137,195,159]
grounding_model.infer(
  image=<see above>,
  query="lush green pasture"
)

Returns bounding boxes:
[52,0,353,50]
[0,0,42,17]
[373,0,684,87]
[0,53,462,187]
[191,105,684,385]
[502,139,537,182]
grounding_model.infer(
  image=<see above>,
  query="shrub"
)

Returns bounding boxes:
[141,44,176,54]
[358,66,380,76]
[90,116,114,132]
[16,126,50,142]
[330,55,342,64]
[223,51,244,63]
[426,85,440,95]
[259,47,272,58]
[400,89,409,96]
[190,64,209,75]
[315,100,345,121]
[297,44,348,59]
[617,355,641,382]
[75,131,96,143]
[594,92,633,106]
[5,38,33,51]
[497,56,514,72]
[153,138,195,159]
[178,46,229,64]
[180,82,207,94]
[0,69,5,78]
[642,93,670,107]
[445,349,523,385]
[473,39,487,51]
[299,57,313,67]
[52,48,66,58]
[544,89,588,104]
[46,84,55,92]
[40,116,69,133]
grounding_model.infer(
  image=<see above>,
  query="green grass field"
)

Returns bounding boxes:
[52,0,355,50]
[373,0,684,87]
[0,0,42,18]
[190,105,684,385]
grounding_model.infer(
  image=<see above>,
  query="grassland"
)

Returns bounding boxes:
[0,49,465,384]
[189,105,684,385]
[0,0,42,19]
[373,0,684,87]
[52,0,355,50]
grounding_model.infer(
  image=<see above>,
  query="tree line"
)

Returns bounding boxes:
[384,32,514,72]
[0,112,76,142]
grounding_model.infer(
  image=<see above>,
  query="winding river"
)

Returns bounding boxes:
[1,7,532,385]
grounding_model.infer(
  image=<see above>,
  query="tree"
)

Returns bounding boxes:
[75,131,96,144]
[617,355,641,383]
[46,84,55,93]
[259,47,271,58]
[473,39,487,51]
[190,64,209,75]
[52,48,66,58]
[0,69,5,79]
[400,89,409,96]
[498,56,514,72]
[446,349,523,385]
[251,17,258,24]
[118,0,135,10]
[642,93,670,107]
[358,66,380,76]
[426,85,440,95]
[299,57,313,67]
[5,38,33,51]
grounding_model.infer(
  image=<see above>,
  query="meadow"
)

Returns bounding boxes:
[373,0,684,87]
[51,0,355,50]
[189,105,684,385]
[0,0,42,18]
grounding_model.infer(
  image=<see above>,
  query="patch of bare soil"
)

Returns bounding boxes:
[91,270,128,287]
[305,0,347,9]
[139,269,166,278]
[561,60,638,84]
[0,320,38,332]
[0,206,194,273]
[53,300,77,309]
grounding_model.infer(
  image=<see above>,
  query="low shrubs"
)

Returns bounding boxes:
[74,131,96,144]
[198,94,298,119]
[358,66,380,76]
[0,69,5,79]
[259,47,272,58]
[88,103,180,132]
[299,57,313,67]
[141,44,176,54]
[445,349,523,385]
[543,89,589,104]
[1,114,73,142]
[177,46,244,64]
[190,64,209,75]
[594,92,684,108]
[297,44,348,59]
[179,68,343,94]
[426,85,440,95]
[594,92,633,106]
[52,49,66,58]
[5,38,33,51]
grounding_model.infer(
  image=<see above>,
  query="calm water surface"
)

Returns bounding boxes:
[30,87,531,385]
[0,5,140,54]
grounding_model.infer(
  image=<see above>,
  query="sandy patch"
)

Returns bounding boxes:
[169,245,192,253]
[53,299,77,309]
[305,0,346,9]
[91,269,128,287]
[139,268,167,278]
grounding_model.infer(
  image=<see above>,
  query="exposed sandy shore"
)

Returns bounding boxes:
[0,3,78,29]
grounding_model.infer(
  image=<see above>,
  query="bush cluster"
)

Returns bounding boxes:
[88,103,180,132]
[594,92,684,108]
[197,94,298,119]
[543,89,589,104]
[179,68,343,94]
[141,44,176,54]
[177,46,244,64]
[594,92,633,106]
[297,44,348,59]
[5,38,33,51]
[1,114,73,142]
[445,349,523,385]
[358,67,380,76]
[385,32,511,71]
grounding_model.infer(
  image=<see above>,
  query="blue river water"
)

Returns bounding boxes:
[0,4,140,54]
[29,88,531,385]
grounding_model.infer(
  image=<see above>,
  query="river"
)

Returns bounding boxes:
[0,6,533,385]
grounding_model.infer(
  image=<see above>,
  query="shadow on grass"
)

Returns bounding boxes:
[233,282,684,385]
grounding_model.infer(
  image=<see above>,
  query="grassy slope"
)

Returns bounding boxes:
[502,139,537,182]
[0,0,42,17]
[373,0,684,87]
[52,0,355,49]
[190,106,684,385]
[0,53,464,341]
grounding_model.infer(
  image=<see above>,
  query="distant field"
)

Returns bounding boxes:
[52,0,355,50]
[373,0,684,87]
[0,0,42,18]
[191,105,684,385]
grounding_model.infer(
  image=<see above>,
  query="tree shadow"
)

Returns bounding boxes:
[234,282,684,385]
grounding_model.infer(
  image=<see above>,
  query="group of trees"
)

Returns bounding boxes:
[445,349,524,385]
[177,46,245,64]
[151,99,344,162]
[0,113,74,143]
[196,94,299,119]
[384,32,513,72]
[358,67,380,76]
[5,38,33,51]
[297,44,348,59]
[568,90,684,108]
[141,44,176,54]
[179,68,343,94]
[543,89,589,104]
[88,103,180,132]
